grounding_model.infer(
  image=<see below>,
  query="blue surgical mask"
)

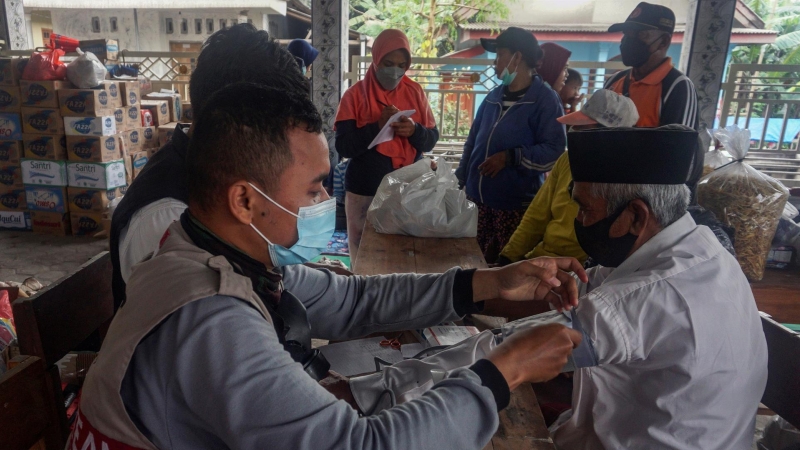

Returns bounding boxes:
[248,183,336,267]
[497,55,520,86]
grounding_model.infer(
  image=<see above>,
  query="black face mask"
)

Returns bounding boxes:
[574,204,638,268]
[620,35,662,68]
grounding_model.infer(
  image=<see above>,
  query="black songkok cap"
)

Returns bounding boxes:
[568,125,698,185]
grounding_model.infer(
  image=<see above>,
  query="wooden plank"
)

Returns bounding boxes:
[492,384,556,450]
[413,236,487,274]
[751,269,800,324]
[0,356,64,450]
[355,226,416,276]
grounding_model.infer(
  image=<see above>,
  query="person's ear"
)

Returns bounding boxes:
[227,181,259,225]
[627,198,651,236]
[658,33,671,51]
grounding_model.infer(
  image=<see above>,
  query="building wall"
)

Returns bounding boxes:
[46,8,279,52]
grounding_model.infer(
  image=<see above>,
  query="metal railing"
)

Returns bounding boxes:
[346,56,626,148]
[718,64,800,187]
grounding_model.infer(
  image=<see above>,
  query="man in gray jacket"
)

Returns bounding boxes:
[74,83,584,450]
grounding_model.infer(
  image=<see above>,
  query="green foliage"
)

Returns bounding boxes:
[349,0,511,57]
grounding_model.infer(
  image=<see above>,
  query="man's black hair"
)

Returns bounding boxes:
[189,23,309,116]
[565,68,583,86]
[187,82,323,213]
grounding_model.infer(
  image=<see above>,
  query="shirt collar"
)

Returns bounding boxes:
[603,212,697,283]
[632,57,673,86]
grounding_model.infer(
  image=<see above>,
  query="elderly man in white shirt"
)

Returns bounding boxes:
[550,125,768,449]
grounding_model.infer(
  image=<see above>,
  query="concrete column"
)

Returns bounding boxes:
[311,0,349,143]
[679,0,737,148]
[0,0,30,50]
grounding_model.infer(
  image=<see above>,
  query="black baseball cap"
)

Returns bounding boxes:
[608,2,676,34]
[480,27,541,59]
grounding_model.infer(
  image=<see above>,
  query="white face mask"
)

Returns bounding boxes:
[247,183,336,267]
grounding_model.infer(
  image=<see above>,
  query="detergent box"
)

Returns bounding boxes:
[25,186,68,213]
[67,187,122,213]
[66,134,123,162]
[0,210,31,230]
[0,186,26,211]
[22,134,67,160]
[67,160,126,189]
[0,140,22,164]
[64,116,116,137]
[20,158,68,186]
[0,112,23,140]
[21,107,64,135]
[19,80,73,108]
[0,163,23,188]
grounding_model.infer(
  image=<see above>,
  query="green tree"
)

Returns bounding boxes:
[732,0,800,66]
[349,0,511,57]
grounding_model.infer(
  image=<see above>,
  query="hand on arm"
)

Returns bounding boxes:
[471,257,588,312]
[478,152,507,178]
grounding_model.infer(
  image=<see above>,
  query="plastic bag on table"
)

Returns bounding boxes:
[697,125,789,281]
[367,158,478,238]
[22,48,67,81]
[66,49,108,88]
[772,203,800,248]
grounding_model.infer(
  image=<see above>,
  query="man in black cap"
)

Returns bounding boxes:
[549,126,767,449]
[605,2,698,131]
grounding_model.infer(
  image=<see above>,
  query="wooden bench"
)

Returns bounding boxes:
[0,356,62,450]
[760,313,800,428]
[11,251,115,446]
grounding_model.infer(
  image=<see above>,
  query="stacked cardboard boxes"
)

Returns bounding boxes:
[0,58,31,231]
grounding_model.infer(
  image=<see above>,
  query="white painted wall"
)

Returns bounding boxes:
[45,8,279,52]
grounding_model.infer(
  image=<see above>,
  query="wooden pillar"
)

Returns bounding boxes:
[311,0,349,144]
[679,0,737,148]
[0,0,29,50]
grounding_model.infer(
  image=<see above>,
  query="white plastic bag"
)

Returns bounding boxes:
[367,158,477,238]
[66,49,107,88]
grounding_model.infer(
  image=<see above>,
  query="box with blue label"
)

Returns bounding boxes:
[0,163,23,188]
[0,112,23,140]
[20,159,68,186]
[58,88,113,117]
[21,107,65,135]
[99,81,123,107]
[78,39,119,61]
[144,93,182,123]
[123,105,140,131]
[0,58,27,87]
[139,126,158,149]
[0,140,23,164]
[64,116,116,137]
[70,211,110,237]
[67,160,126,189]
[180,101,193,122]
[0,186,26,211]
[68,187,122,213]
[22,134,67,160]
[25,186,68,212]
[130,151,148,180]
[119,80,140,106]
[0,86,21,111]
[66,134,123,162]
[0,210,31,230]
[20,80,73,108]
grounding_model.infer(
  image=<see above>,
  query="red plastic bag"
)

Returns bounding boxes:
[22,48,67,81]
[0,290,16,351]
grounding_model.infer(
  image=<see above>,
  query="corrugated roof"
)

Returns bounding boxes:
[461,22,777,35]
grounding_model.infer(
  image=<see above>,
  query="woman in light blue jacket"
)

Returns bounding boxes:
[456,28,566,262]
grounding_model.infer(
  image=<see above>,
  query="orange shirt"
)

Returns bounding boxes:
[607,58,675,128]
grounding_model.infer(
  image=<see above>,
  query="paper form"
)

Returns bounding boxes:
[368,109,416,149]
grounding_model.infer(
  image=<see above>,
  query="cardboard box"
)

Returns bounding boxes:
[67,160,126,189]
[120,129,144,155]
[143,93,182,123]
[25,186,68,212]
[123,153,133,185]
[0,186,26,211]
[0,113,22,140]
[112,108,126,132]
[20,159,68,186]
[180,101,193,122]
[0,86,21,111]
[22,134,66,160]
[124,105,140,130]
[140,126,157,149]
[140,100,169,127]
[0,210,31,230]
[0,163,23,188]
[68,187,122,213]
[78,39,119,61]
[66,134,123,162]
[158,123,178,147]
[99,81,123,107]
[130,151,148,180]
[58,89,113,117]
[21,107,64,135]
[119,80,140,106]
[31,211,70,236]
[0,58,28,87]
[0,140,22,164]
[64,116,116,137]
[70,212,109,237]
[20,80,73,108]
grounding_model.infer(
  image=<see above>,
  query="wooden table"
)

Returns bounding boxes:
[356,225,557,449]
[751,269,800,324]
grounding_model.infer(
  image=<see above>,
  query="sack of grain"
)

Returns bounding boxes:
[697,125,789,281]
